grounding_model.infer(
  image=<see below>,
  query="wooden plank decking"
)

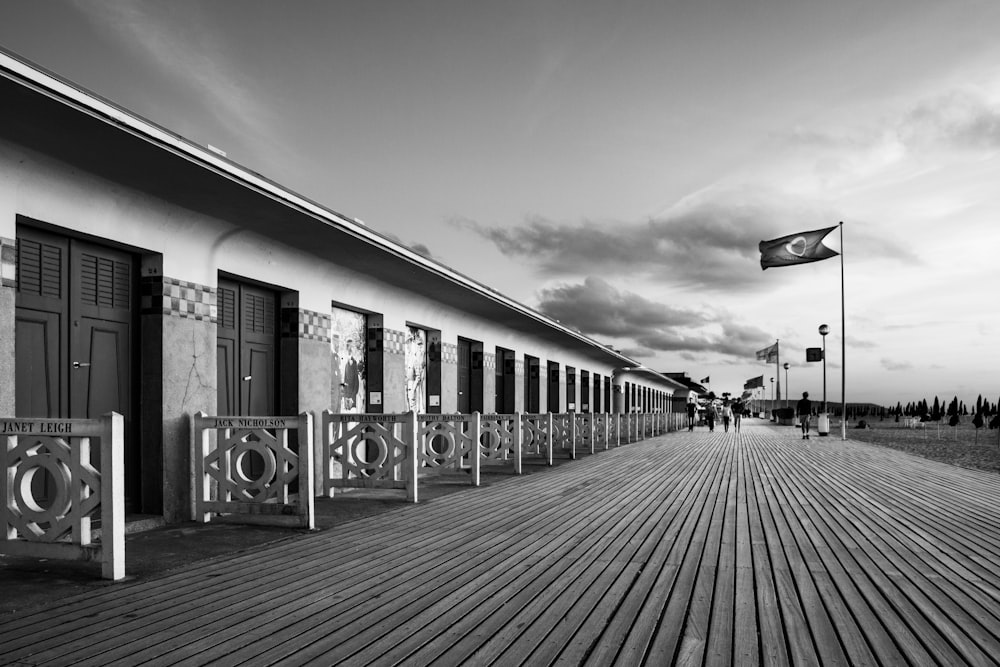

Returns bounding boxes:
[2,422,1000,666]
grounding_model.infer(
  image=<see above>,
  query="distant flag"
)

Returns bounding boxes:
[759,225,839,270]
[744,375,764,389]
[700,376,710,384]
[755,343,778,363]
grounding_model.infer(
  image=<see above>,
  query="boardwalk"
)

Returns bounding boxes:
[2,422,1000,666]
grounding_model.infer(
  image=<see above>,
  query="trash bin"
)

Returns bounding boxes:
[817,413,830,436]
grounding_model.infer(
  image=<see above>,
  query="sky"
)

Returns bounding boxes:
[2,0,999,408]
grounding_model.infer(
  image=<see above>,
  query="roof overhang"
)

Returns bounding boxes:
[0,48,646,368]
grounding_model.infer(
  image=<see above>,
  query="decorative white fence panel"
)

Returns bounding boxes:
[593,414,609,451]
[574,413,594,456]
[667,412,686,432]
[628,414,639,443]
[1,413,125,580]
[192,412,314,529]
[551,414,574,459]
[323,411,417,502]
[522,414,553,466]
[417,414,481,487]
[607,414,620,447]
[480,414,522,474]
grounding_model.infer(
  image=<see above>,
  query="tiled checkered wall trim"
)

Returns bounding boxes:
[515,359,524,376]
[281,308,331,342]
[0,236,15,288]
[142,276,216,322]
[383,328,404,355]
[441,342,458,364]
[484,352,496,370]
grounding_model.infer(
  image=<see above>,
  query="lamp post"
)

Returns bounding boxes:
[819,324,829,412]
[819,324,830,436]
[770,377,774,420]
[783,362,790,409]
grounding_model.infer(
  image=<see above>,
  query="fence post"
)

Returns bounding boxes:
[569,413,577,460]
[192,411,211,523]
[322,410,335,498]
[513,412,522,475]
[406,411,418,503]
[299,412,315,530]
[546,413,554,466]
[587,412,595,455]
[101,412,125,580]
[471,412,481,486]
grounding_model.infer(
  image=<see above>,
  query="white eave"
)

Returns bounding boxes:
[0,48,686,388]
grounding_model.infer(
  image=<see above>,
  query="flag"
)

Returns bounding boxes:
[759,225,839,270]
[700,376,710,384]
[755,343,778,363]
[745,375,764,389]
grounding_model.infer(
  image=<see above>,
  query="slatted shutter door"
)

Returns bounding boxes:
[501,350,515,413]
[457,339,471,414]
[525,356,540,413]
[70,239,137,504]
[548,362,560,413]
[16,227,138,509]
[216,284,238,416]
[241,287,275,417]
[216,278,277,418]
[15,235,67,418]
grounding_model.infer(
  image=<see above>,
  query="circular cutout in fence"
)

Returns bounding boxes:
[428,433,454,457]
[231,440,277,495]
[480,429,501,451]
[352,434,389,467]
[14,454,72,523]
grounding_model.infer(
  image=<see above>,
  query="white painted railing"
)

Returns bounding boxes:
[479,414,522,474]
[319,411,675,503]
[522,413,554,466]
[323,411,418,501]
[192,412,314,529]
[417,413,482,487]
[1,413,125,580]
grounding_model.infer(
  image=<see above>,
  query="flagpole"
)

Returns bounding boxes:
[840,222,846,441]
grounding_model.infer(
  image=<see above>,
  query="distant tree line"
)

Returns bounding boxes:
[885,394,1000,429]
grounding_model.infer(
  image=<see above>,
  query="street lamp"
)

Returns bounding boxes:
[770,377,774,420]
[818,324,829,413]
[783,362,790,409]
[819,324,830,436]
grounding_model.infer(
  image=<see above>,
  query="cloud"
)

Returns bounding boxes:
[453,188,822,291]
[535,276,772,358]
[881,358,914,371]
[72,1,274,142]
[455,183,919,291]
[899,90,1000,151]
[785,88,1000,154]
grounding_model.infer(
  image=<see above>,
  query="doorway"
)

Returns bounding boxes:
[15,225,139,510]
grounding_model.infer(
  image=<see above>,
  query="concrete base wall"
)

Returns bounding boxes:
[0,282,14,417]
[297,336,332,498]
[160,312,216,522]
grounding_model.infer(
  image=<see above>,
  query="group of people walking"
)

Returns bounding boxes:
[685,391,816,439]
[686,398,744,433]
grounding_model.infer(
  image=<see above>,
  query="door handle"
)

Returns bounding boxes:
[72,362,91,369]
[242,375,252,382]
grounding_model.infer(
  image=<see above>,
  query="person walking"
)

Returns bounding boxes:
[797,391,813,439]
[686,399,697,431]
[722,402,733,433]
[732,398,743,432]
[706,402,717,432]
